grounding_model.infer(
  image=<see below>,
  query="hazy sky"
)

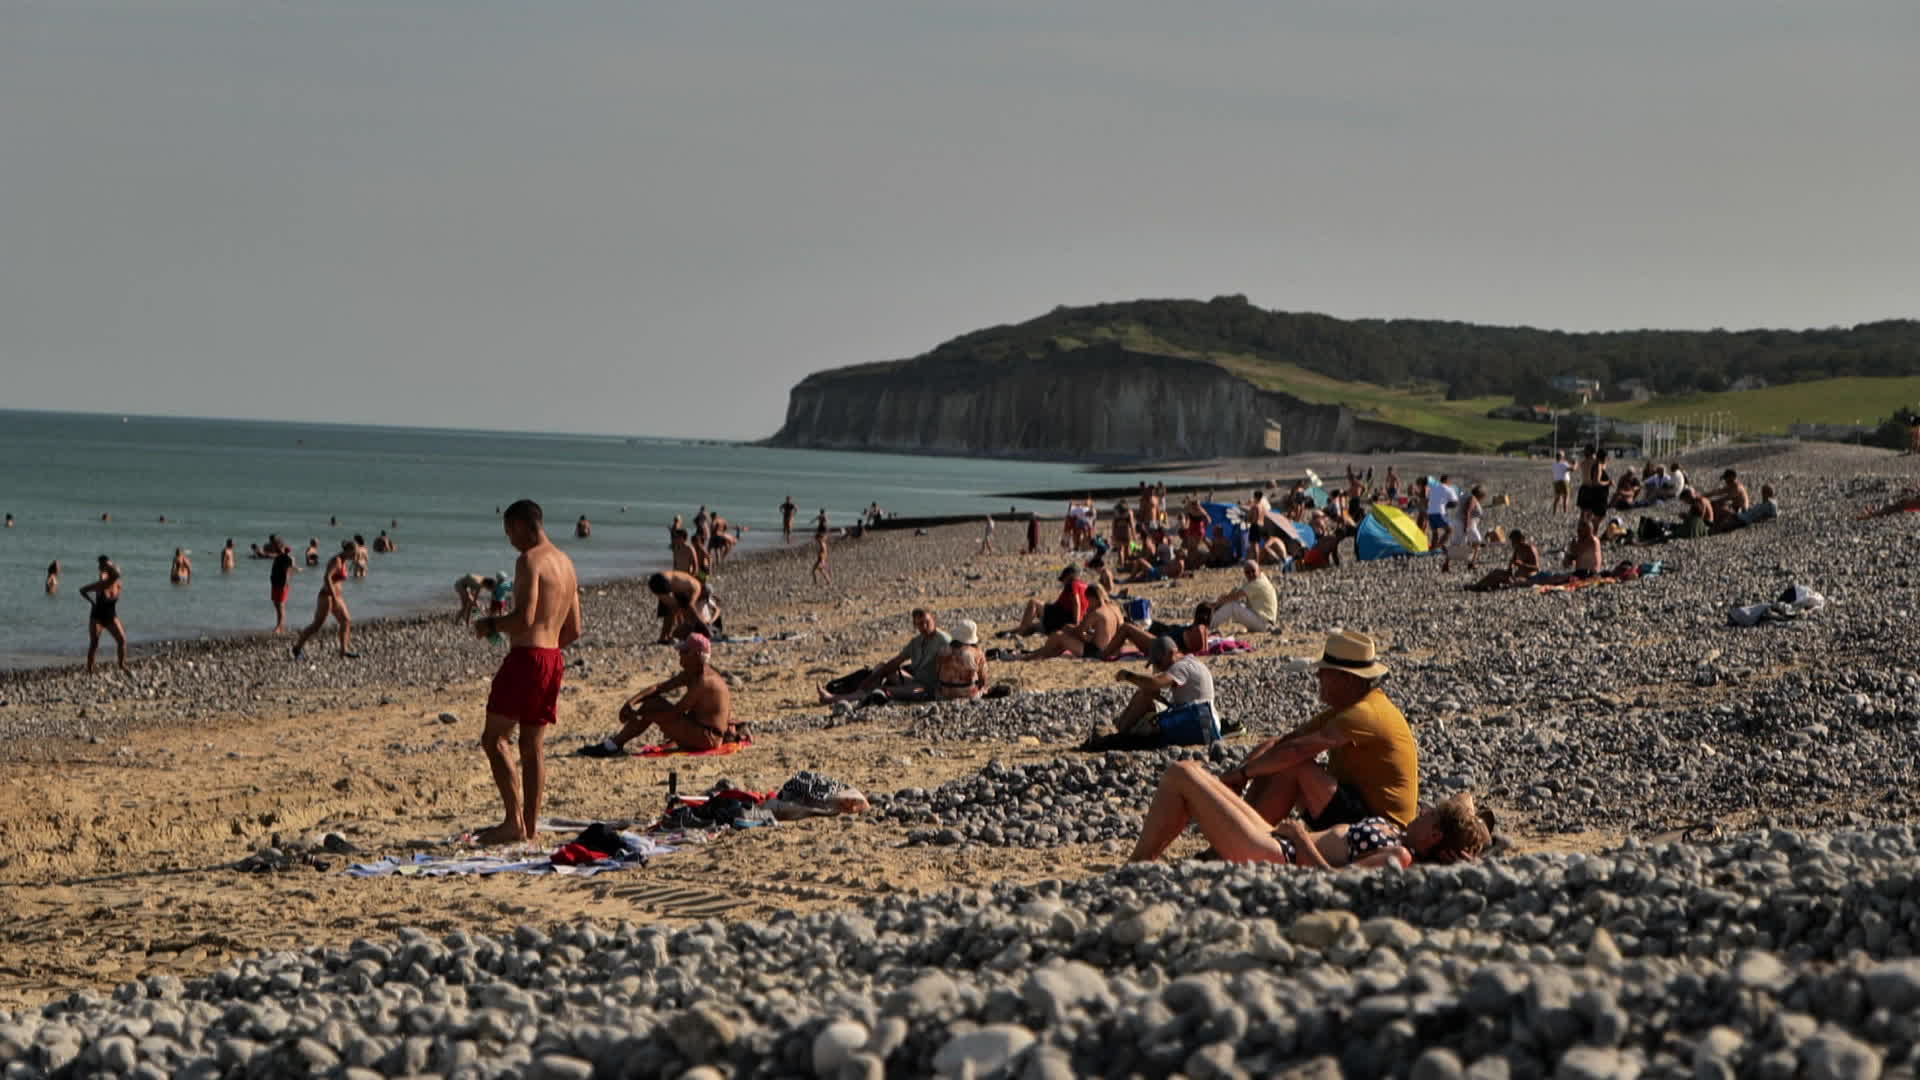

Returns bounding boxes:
[4,2,1915,438]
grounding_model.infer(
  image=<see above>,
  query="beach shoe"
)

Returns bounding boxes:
[1219,716,1247,737]
[290,646,303,660]
[341,651,361,659]
[574,740,625,758]
[861,689,890,707]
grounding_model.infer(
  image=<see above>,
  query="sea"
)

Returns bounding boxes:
[0,410,1170,671]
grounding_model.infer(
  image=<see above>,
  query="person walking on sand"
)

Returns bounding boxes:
[292,540,358,659]
[80,556,128,674]
[978,514,995,555]
[472,499,582,845]
[171,548,192,585]
[780,495,797,544]
[220,539,235,573]
[1026,512,1041,555]
[46,560,60,595]
[577,633,733,757]
[269,546,298,633]
[812,523,832,586]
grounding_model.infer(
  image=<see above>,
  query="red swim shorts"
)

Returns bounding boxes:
[271,585,289,604]
[486,647,565,727]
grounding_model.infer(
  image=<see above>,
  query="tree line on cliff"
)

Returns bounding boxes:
[892,295,1920,401]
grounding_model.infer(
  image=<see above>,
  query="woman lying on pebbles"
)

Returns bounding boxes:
[1129,759,1488,869]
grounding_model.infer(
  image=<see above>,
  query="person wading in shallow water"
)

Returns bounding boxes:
[472,499,581,846]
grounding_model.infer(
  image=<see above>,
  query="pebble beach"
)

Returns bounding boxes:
[6,441,1920,1078]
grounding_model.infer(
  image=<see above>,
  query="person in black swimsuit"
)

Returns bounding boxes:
[79,555,128,674]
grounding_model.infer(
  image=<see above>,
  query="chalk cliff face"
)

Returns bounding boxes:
[767,344,1458,462]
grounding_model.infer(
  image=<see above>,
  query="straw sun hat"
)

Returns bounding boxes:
[1313,629,1390,680]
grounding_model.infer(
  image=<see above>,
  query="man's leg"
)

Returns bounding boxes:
[1130,760,1288,862]
[272,599,286,633]
[1213,601,1269,633]
[1023,631,1076,661]
[478,712,525,844]
[518,724,546,839]
[1111,681,1160,732]
[1242,757,1340,826]
[612,696,677,746]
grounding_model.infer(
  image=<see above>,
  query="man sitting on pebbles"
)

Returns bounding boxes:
[1019,584,1121,660]
[1007,565,1087,637]
[1210,559,1279,633]
[1080,636,1231,750]
[818,608,950,706]
[1214,630,1418,830]
[577,634,736,757]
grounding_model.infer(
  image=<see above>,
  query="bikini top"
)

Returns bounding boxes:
[1344,817,1405,860]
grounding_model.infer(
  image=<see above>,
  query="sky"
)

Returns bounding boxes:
[3,1,1916,439]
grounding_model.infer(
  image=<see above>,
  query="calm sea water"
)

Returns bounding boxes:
[0,411,1158,670]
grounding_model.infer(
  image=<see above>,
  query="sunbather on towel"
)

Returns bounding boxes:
[578,634,736,757]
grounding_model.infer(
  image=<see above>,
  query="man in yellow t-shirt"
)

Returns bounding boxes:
[1216,629,1419,827]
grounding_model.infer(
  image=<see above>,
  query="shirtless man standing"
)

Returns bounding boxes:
[670,529,701,576]
[780,495,797,544]
[221,539,236,573]
[576,634,734,757]
[472,499,582,846]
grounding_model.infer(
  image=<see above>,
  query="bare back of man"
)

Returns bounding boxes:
[475,501,583,846]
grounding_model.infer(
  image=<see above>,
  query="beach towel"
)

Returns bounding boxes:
[346,832,675,878]
[632,737,752,758]
[1201,637,1253,656]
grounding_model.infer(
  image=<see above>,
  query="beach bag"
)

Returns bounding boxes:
[1157,702,1221,746]
[1637,518,1671,544]
[1123,597,1152,624]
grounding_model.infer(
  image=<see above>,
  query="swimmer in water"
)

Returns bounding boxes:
[171,548,192,585]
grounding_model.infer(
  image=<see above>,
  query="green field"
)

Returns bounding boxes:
[1063,324,1547,451]
[1591,376,1920,435]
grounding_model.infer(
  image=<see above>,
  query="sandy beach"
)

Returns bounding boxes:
[6,441,1920,1077]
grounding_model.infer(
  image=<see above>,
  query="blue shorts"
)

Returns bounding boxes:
[1427,513,1448,531]
[1156,700,1219,746]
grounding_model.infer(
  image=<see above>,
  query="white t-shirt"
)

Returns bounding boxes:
[1427,483,1457,517]
[1166,655,1214,705]
[1552,461,1572,483]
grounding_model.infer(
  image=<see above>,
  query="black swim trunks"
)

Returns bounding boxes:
[1304,781,1374,831]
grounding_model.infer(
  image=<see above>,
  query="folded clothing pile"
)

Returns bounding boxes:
[1729,583,1827,627]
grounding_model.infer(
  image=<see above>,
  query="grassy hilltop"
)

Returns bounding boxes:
[837,297,1920,451]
